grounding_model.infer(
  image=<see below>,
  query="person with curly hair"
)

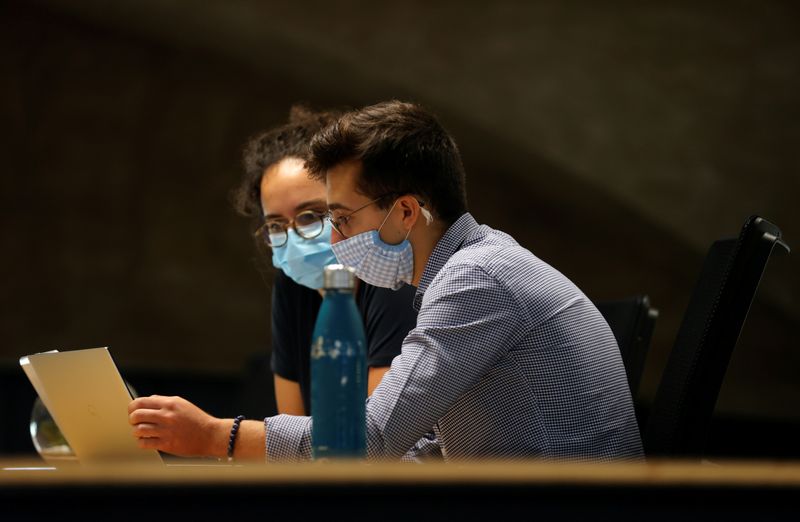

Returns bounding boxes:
[127,106,418,460]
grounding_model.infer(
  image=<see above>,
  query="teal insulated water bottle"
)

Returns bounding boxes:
[310,264,368,459]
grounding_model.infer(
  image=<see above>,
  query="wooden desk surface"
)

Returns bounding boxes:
[2,456,800,486]
[3,457,799,520]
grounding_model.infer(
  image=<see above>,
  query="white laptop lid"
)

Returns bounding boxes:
[20,347,162,465]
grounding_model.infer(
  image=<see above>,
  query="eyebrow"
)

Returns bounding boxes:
[263,198,327,220]
[326,202,351,212]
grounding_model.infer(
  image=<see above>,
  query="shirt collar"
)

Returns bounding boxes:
[413,212,479,310]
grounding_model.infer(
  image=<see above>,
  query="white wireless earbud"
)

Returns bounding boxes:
[420,206,433,225]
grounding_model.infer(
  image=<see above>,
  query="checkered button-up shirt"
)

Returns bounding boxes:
[265,213,644,461]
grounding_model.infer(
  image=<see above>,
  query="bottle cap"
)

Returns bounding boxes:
[323,264,356,289]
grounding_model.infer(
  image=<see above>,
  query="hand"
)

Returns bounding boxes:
[128,395,229,458]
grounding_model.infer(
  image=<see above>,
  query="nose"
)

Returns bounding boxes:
[330,226,346,245]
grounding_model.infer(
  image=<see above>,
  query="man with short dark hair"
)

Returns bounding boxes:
[259,100,643,461]
[129,101,643,462]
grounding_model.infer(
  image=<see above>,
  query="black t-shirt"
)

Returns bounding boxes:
[270,270,418,414]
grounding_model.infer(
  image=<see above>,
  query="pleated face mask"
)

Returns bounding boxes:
[271,220,337,290]
[331,199,431,290]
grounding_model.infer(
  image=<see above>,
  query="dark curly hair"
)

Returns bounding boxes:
[233,105,341,224]
[306,100,468,224]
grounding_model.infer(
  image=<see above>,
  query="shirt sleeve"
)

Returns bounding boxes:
[364,264,525,458]
[270,271,299,381]
[265,263,525,461]
[360,283,418,368]
[265,414,313,462]
[400,432,443,462]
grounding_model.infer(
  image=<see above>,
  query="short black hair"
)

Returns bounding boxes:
[233,104,340,221]
[306,101,468,224]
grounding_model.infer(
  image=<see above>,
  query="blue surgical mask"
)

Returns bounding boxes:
[330,200,430,290]
[272,220,337,290]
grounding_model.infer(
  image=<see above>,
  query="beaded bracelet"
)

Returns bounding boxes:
[227,415,246,462]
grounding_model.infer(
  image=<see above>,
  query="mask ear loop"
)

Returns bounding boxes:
[402,202,433,241]
[377,199,400,231]
[379,198,433,241]
[376,199,407,245]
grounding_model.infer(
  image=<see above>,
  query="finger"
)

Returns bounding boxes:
[136,437,163,450]
[128,396,168,413]
[129,408,169,426]
[132,423,163,439]
[129,395,176,410]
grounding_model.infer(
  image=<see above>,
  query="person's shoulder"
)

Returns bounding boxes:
[435,225,584,325]
[448,224,531,273]
[440,223,573,300]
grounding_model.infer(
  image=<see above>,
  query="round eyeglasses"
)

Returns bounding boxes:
[255,210,327,247]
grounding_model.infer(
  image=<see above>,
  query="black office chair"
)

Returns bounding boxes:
[595,295,658,398]
[643,215,790,458]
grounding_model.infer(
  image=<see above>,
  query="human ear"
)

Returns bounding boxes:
[397,196,419,231]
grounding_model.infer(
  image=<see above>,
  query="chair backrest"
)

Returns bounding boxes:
[594,295,658,398]
[644,215,790,458]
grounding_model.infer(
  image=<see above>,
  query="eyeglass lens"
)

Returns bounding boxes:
[263,211,325,246]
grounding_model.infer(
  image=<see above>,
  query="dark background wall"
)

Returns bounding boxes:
[1,1,797,455]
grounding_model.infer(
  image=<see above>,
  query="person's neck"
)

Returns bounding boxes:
[410,220,448,287]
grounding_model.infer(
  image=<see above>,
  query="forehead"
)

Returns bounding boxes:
[326,159,368,209]
[259,157,325,216]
